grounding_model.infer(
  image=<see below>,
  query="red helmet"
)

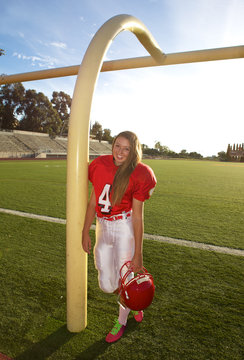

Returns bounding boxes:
[119,261,155,311]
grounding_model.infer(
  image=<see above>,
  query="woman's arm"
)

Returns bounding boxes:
[82,187,96,254]
[131,198,144,272]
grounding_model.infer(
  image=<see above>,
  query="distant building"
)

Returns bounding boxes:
[227,143,244,162]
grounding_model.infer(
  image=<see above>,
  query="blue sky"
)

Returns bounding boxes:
[1,0,243,156]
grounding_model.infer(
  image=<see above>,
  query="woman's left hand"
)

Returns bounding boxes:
[131,253,143,273]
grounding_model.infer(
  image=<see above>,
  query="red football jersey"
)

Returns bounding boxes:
[89,155,156,217]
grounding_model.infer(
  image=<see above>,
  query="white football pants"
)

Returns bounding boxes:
[94,213,135,293]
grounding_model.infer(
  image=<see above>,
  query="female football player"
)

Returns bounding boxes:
[82,131,156,343]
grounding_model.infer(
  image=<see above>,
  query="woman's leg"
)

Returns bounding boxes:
[94,219,117,293]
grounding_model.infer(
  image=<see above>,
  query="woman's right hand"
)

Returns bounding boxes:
[82,232,92,254]
[81,188,96,255]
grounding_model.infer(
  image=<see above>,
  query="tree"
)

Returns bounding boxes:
[0,49,5,56]
[102,128,113,143]
[19,89,61,136]
[91,121,103,141]
[160,145,171,155]
[143,147,160,156]
[0,82,25,130]
[51,91,71,135]
[179,149,188,158]
[167,150,178,158]
[218,151,228,162]
[189,152,203,159]
[154,142,172,155]
[154,141,162,152]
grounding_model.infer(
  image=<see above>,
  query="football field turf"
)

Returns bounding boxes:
[0,159,243,249]
[0,159,243,359]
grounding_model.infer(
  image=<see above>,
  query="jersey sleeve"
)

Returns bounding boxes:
[88,158,97,184]
[133,164,157,202]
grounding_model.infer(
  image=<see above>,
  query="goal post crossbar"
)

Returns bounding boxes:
[1,45,243,85]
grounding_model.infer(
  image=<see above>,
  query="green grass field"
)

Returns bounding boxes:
[0,159,243,248]
[0,159,243,359]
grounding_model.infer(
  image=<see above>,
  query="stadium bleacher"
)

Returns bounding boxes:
[0,130,112,159]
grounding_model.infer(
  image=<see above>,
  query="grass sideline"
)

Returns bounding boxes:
[0,213,243,360]
[0,158,243,359]
[0,159,243,249]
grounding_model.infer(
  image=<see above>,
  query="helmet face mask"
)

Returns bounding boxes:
[119,261,155,311]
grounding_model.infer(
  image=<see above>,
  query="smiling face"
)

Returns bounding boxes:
[112,136,131,166]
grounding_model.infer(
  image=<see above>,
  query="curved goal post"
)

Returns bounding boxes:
[66,14,244,332]
[66,14,165,332]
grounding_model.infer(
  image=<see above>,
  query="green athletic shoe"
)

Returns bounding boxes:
[132,310,144,322]
[105,319,126,343]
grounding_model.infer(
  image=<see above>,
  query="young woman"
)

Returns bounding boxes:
[82,131,156,343]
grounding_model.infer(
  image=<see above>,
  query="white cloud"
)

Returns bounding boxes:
[50,41,67,49]
[13,53,41,62]
[12,52,58,68]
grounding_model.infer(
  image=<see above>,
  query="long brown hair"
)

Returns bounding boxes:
[112,131,142,206]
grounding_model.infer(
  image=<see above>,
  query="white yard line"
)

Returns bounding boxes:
[1,207,243,257]
[143,233,244,257]
[0,208,66,224]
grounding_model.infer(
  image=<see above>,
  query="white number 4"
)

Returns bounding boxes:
[98,184,112,213]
